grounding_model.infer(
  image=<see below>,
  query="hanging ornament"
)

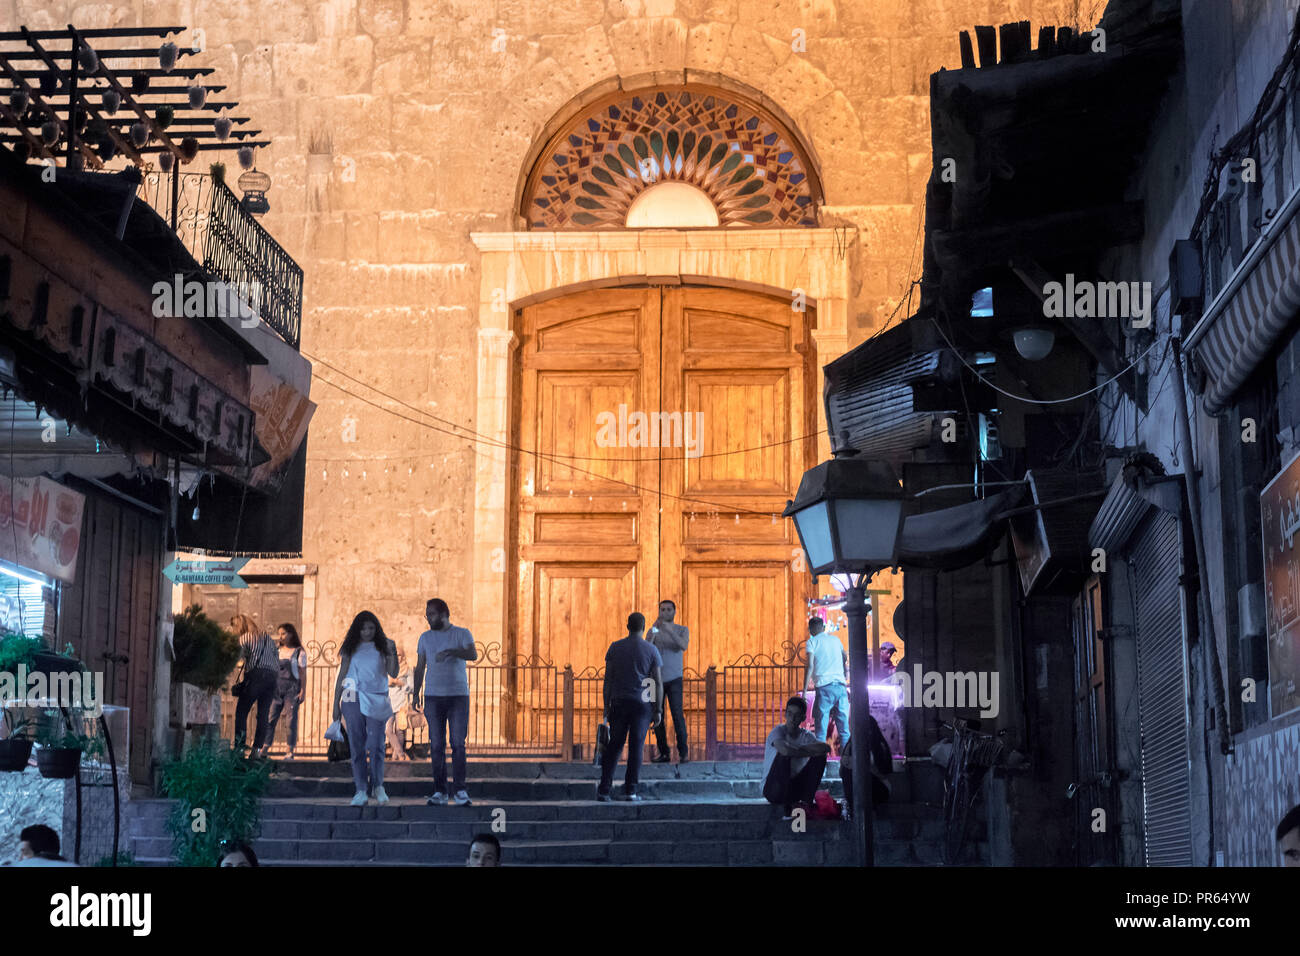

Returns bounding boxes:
[39,73,58,95]
[131,72,149,94]
[77,44,98,72]
[237,145,254,169]
[97,136,117,161]
[155,105,174,129]
[158,150,174,173]
[187,85,206,110]
[72,107,87,134]
[8,89,28,114]
[129,122,149,148]
[40,120,58,145]
[180,136,199,162]
[101,89,120,114]
[214,112,232,141]
[159,41,178,73]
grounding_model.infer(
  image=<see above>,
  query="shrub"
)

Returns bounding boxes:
[171,605,240,693]
[160,740,273,867]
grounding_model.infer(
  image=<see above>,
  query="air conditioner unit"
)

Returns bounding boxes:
[1168,238,1202,316]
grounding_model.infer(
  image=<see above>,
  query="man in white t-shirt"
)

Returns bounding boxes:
[762,696,831,817]
[804,617,850,750]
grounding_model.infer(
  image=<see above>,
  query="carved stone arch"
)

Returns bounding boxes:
[516,75,826,229]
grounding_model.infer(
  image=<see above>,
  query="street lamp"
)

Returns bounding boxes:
[783,439,908,867]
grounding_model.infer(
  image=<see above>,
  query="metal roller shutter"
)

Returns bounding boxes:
[1128,510,1193,866]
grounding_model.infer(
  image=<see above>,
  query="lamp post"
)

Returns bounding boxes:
[783,441,908,867]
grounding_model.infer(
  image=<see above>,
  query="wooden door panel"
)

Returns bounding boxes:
[684,370,789,494]
[535,371,641,493]
[533,563,638,669]
[684,562,791,670]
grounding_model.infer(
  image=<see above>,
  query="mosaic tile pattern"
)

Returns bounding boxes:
[1224,719,1300,865]
[527,87,820,229]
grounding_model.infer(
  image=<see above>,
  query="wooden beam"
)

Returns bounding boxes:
[959,31,976,69]
[974,25,998,68]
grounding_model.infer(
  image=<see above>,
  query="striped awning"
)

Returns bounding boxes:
[1189,206,1300,415]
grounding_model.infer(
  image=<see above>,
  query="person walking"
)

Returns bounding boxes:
[648,599,689,763]
[385,646,414,761]
[262,623,307,759]
[413,598,478,806]
[804,617,850,752]
[596,612,663,802]
[231,614,279,756]
[332,610,399,806]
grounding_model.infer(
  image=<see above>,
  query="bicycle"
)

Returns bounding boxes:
[939,718,1007,865]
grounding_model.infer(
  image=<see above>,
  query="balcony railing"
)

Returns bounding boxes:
[136,170,303,350]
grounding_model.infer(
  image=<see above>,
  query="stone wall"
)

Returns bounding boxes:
[0,0,1077,653]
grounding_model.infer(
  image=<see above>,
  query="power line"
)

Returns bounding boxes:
[309,372,783,517]
[928,316,1163,406]
[303,349,825,464]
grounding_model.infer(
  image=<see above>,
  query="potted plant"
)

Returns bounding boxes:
[170,605,240,728]
[0,711,34,772]
[160,740,274,866]
[34,708,100,779]
[209,161,226,185]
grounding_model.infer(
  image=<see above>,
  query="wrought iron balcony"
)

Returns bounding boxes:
[135,169,302,350]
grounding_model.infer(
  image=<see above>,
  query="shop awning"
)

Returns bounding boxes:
[897,487,1024,571]
[1188,198,1300,415]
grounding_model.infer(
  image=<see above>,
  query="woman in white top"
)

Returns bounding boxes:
[332,611,399,806]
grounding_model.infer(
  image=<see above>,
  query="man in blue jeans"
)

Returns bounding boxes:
[414,598,478,806]
[804,617,850,751]
[597,612,663,802]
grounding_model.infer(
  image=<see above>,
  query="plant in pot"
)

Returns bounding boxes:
[171,605,240,726]
[0,711,34,772]
[35,709,96,779]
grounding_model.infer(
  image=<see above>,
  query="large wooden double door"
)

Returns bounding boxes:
[514,286,815,672]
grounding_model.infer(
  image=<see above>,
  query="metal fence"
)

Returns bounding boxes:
[259,641,815,761]
[135,170,303,349]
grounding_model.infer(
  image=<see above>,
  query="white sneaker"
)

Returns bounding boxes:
[426,792,448,806]
[453,790,472,806]
[374,786,390,804]
[350,791,368,806]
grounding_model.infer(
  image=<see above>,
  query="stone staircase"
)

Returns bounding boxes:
[126,759,988,866]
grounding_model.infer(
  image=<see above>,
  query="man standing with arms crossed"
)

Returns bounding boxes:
[597,612,663,802]
[649,599,690,763]
[414,598,478,806]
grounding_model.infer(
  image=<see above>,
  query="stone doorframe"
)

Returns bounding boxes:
[467,227,855,653]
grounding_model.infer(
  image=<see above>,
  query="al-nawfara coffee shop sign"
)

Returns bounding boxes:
[0,475,85,583]
[1260,450,1300,717]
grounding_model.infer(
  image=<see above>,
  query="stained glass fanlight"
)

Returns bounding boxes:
[524,87,821,229]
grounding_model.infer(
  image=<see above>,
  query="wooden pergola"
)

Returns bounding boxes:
[0,25,268,172]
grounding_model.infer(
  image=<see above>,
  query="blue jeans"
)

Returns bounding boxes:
[813,681,850,746]
[341,700,387,795]
[428,695,469,793]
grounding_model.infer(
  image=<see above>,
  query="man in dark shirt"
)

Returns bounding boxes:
[597,612,663,802]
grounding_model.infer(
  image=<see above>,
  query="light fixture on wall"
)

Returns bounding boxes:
[1012,327,1055,361]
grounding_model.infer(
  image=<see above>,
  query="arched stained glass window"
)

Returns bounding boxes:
[522,86,821,229]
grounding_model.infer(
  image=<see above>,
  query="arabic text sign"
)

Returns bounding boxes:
[0,475,85,584]
[1260,451,1300,718]
[163,557,249,589]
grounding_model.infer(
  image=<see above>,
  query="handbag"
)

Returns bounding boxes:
[327,723,350,762]
[231,633,271,697]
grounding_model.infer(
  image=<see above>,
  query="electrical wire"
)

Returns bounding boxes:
[303,349,825,464]
[928,316,1163,406]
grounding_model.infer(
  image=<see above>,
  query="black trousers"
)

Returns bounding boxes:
[599,697,653,796]
[762,752,827,813]
[653,677,688,758]
[840,761,890,817]
[233,668,277,752]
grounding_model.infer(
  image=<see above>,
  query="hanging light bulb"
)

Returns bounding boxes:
[191,505,200,521]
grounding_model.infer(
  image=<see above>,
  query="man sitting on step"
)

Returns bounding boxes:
[762,696,832,818]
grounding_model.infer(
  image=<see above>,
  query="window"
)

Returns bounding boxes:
[624,181,720,228]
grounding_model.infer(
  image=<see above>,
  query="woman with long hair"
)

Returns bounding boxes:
[230,613,278,755]
[262,623,307,759]
[333,610,399,805]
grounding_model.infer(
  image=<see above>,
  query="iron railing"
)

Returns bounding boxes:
[271,641,817,761]
[135,170,303,349]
